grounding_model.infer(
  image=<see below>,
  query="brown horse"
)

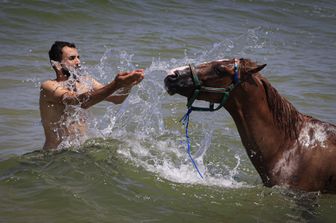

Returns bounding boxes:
[164,58,336,193]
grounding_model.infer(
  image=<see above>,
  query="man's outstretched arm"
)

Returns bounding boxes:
[92,69,144,104]
[41,70,144,109]
[69,70,144,108]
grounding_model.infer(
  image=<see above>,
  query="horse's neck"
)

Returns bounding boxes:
[227,96,282,160]
[225,77,303,184]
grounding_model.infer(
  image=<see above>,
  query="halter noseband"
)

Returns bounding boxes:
[186,59,240,112]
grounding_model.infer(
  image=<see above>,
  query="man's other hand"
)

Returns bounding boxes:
[114,69,144,87]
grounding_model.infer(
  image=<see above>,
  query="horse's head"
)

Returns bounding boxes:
[164,58,266,107]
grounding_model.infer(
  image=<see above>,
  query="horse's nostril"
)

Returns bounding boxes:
[166,74,178,81]
[167,71,180,80]
[164,75,174,84]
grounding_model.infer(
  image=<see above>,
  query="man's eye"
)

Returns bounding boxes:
[69,56,79,60]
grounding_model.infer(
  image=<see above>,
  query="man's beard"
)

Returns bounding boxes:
[63,66,81,92]
[62,67,72,78]
[62,66,81,80]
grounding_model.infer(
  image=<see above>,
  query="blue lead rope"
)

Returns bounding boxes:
[180,108,204,179]
[178,59,240,179]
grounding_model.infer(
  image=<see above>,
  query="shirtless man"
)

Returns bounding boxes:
[40,41,144,150]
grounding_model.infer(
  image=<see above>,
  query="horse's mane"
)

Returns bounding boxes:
[241,59,303,139]
[260,77,303,139]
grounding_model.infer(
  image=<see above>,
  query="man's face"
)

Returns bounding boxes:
[60,46,81,72]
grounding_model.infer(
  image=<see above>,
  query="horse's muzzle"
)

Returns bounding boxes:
[164,74,178,95]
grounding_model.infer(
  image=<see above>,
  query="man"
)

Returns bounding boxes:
[40,41,144,150]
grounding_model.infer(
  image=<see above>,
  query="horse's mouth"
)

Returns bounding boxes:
[165,88,176,95]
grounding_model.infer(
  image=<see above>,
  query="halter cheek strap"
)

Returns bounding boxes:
[233,58,240,85]
[186,64,201,108]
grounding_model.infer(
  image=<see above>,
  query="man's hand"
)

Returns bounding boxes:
[114,69,144,88]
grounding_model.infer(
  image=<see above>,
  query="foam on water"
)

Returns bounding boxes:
[116,133,247,188]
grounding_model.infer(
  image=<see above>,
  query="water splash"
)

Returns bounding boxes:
[87,50,249,187]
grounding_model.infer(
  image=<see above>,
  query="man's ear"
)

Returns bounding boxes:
[247,64,267,74]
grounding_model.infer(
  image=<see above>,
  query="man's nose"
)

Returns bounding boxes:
[75,58,80,65]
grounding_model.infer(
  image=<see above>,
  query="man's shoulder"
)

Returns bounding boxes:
[80,75,103,89]
[41,79,60,91]
[80,75,97,83]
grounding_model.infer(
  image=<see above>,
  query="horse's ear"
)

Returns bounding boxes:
[247,64,267,74]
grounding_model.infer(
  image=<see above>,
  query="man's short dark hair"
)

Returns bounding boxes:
[48,41,76,62]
